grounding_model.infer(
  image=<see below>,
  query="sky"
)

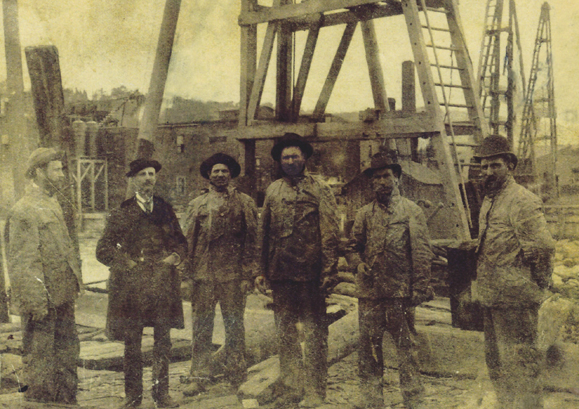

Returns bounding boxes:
[2,0,578,142]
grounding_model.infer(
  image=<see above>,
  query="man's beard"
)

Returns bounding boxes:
[484,176,505,193]
[282,163,304,177]
[138,182,154,199]
[375,188,393,204]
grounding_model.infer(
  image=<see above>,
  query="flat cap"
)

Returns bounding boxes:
[25,147,63,179]
[126,158,162,177]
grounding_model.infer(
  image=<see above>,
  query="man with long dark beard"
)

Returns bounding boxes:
[473,135,554,408]
[348,153,433,409]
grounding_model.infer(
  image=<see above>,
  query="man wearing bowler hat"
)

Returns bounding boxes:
[5,148,83,405]
[182,153,258,395]
[96,158,187,408]
[348,152,433,409]
[256,133,340,408]
[472,136,554,408]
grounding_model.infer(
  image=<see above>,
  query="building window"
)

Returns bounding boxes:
[572,168,579,184]
[176,135,184,153]
[176,176,186,195]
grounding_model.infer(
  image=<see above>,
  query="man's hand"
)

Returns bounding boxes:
[254,275,268,295]
[240,279,253,295]
[162,252,181,266]
[357,262,370,276]
[320,276,338,293]
[30,306,49,322]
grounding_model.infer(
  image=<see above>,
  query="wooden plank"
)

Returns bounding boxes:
[290,19,321,122]
[360,20,388,112]
[238,0,383,26]
[312,22,357,121]
[246,22,277,123]
[275,0,293,122]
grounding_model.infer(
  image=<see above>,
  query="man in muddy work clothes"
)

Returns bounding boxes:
[96,159,187,408]
[472,136,555,409]
[5,148,83,405]
[182,153,258,395]
[256,133,340,408]
[348,153,434,409]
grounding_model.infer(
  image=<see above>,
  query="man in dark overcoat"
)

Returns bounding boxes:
[256,133,340,408]
[96,159,187,408]
[183,153,258,395]
[5,148,83,405]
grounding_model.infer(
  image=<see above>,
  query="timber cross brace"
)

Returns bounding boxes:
[235,0,489,241]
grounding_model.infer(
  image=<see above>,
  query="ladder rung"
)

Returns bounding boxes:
[441,103,473,108]
[486,27,510,34]
[426,44,459,51]
[434,83,472,90]
[421,25,451,32]
[434,64,464,70]
[425,7,448,14]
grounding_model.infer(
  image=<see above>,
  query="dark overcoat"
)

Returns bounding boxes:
[96,196,187,341]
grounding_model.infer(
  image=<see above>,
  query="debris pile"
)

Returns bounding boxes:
[551,240,579,343]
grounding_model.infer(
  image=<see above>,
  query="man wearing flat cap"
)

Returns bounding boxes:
[347,152,433,409]
[96,158,187,408]
[256,133,340,408]
[182,153,258,395]
[5,148,83,404]
[472,136,554,408]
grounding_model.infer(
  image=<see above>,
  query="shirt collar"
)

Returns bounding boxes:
[135,192,152,204]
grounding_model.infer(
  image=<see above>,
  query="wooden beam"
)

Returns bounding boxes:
[360,20,388,112]
[312,22,357,121]
[239,0,258,126]
[289,3,403,32]
[238,0,383,26]
[276,0,293,122]
[247,22,277,123]
[290,19,321,122]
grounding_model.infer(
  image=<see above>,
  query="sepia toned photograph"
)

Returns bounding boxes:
[0,0,578,408]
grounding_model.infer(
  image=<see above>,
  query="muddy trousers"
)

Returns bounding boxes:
[358,298,424,407]
[483,306,543,409]
[21,302,79,404]
[271,280,328,399]
[123,322,172,405]
[191,280,247,385]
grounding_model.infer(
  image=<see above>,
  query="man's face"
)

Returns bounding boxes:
[38,160,65,192]
[480,156,511,192]
[280,146,306,176]
[372,167,398,201]
[209,163,231,189]
[133,166,157,197]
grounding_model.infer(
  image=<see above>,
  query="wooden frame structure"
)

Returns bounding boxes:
[236,0,489,241]
[72,157,109,217]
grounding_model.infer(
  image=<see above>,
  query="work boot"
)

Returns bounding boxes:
[119,397,142,408]
[299,393,325,408]
[153,394,179,408]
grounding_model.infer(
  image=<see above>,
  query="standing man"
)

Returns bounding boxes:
[473,136,554,408]
[183,153,258,394]
[96,159,187,408]
[348,153,433,409]
[5,148,83,405]
[257,133,340,408]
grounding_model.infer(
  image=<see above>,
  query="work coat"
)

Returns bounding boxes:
[96,196,187,340]
[260,174,339,282]
[6,186,82,315]
[184,186,258,282]
[348,190,434,300]
[474,177,555,307]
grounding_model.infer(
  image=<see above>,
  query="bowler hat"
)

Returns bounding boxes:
[270,133,314,162]
[200,153,241,179]
[25,147,63,179]
[126,158,162,177]
[473,135,518,169]
[363,152,402,178]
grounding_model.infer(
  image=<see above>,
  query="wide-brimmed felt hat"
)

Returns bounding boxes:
[363,152,402,178]
[25,147,64,179]
[200,153,241,179]
[126,158,162,177]
[473,135,518,169]
[270,133,314,162]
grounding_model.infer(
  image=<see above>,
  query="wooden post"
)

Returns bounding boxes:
[275,0,293,122]
[25,45,81,253]
[402,60,418,161]
[239,0,258,126]
[3,0,27,203]
[135,0,181,159]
